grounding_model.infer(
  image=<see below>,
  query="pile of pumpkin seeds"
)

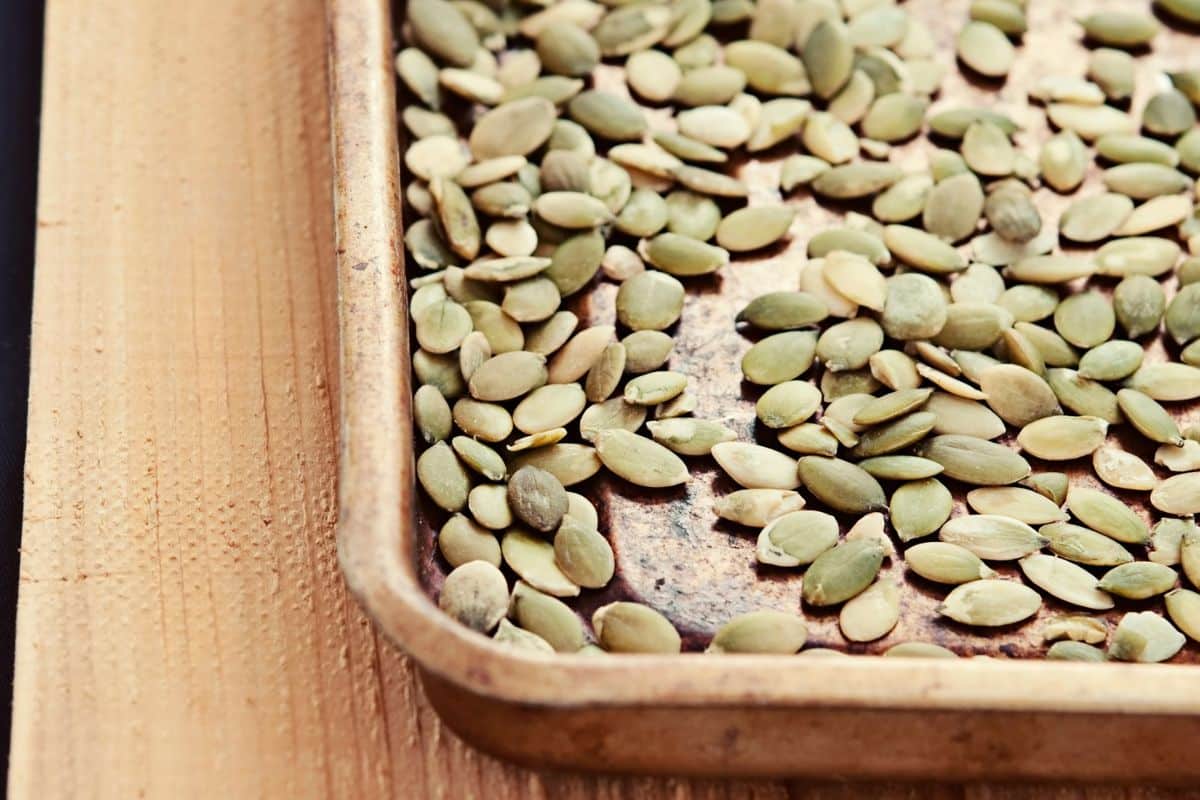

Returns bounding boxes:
[402,0,1200,660]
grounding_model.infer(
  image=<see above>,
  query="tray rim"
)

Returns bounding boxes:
[328,0,1200,722]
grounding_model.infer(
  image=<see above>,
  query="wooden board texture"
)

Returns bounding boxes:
[6,0,1198,797]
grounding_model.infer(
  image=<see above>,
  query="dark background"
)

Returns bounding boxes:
[0,0,46,785]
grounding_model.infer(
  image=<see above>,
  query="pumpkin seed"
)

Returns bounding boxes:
[839,579,901,642]
[922,173,984,243]
[414,384,453,445]
[726,40,810,96]
[1054,292,1114,349]
[1104,163,1191,200]
[738,291,829,331]
[417,441,471,512]
[1067,486,1150,544]
[870,350,922,391]
[1017,415,1108,461]
[1047,641,1107,662]
[1040,521,1134,567]
[553,517,614,589]
[956,21,1014,79]
[707,610,809,654]
[873,174,932,223]
[508,444,602,487]
[802,539,886,606]
[880,273,949,341]
[578,397,647,442]
[439,514,502,568]
[1079,11,1159,48]
[1152,473,1200,516]
[1048,103,1135,141]
[714,489,806,527]
[593,602,681,653]
[884,225,966,274]
[884,641,958,658]
[625,50,680,103]
[1021,554,1114,611]
[1144,89,1196,138]
[439,561,508,633]
[1118,388,1183,446]
[1042,614,1108,644]
[966,487,1066,525]
[1165,589,1200,642]
[525,311,578,356]
[1045,368,1120,422]
[1108,611,1185,663]
[924,392,1007,439]
[812,162,903,199]
[756,509,839,567]
[905,541,996,584]
[777,423,840,456]
[742,331,818,385]
[1156,440,1200,473]
[798,456,886,514]
[1124,362,1200,400]
[939,579,1041,626]
[1099,562,1178,600]
[889,478,953,542]
[714,207,794,253]
[939,514,1046,561]
[1149,518,1196,565]
[469,97,557,159]
[616,271,684,331]
[712,441,802,489]
[1093,446,1158,491]
[1059,193,1133,242]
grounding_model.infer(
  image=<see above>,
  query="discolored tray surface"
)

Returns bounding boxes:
[409,0,1200,658]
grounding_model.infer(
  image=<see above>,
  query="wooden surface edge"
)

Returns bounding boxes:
[6,0,1195,797]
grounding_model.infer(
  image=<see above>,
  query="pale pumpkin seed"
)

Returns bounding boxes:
[715,207,795,253]
[1047,641,1107,662]
[1156,440,1200,473]
[1103,163,1191,200]
[905,541,995,584]
[1020,554,1114,611]
[742,331,818,385]
[940,579,1041,627]
[1124,362,1200,400]
[1040,521,1133,567]
[593,602,680,653]
[1117,388,1183,446]
[1092,446,1158,491]
[1017,415,1108,461]
[884,641,958,659]
[439,560,509,632]
[966,486,1066,525]
[1099,562,1178,600]
[616,271,685,331]
[508,444,601,487]
[956,21,1013,79]
[1108,611,1185,663]
[756,509,839,567]
[707,610,808,654]
[1067,486,1150,544]
[711,441,802,490]
[714,489,806,527]
[1042,614,1108,644]
[647,418,736,456]
[578,397,647,442]
[839,579,900,642]
[553,517,614,589]
[924,392,1006,439]
[812,162,903,199]
[1165,589,1200,642]
[439,514,502,568]
[1152,473,1200,516]
[1097,134,1180,167]
[1048,103,1135,142]
[1079,11,1159,48]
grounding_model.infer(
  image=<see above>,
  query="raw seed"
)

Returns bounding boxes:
[966,487,1066,525]
[417,441,471,512]
[939,514,1046,560]
[553,517,614,588]
[757,381,823,429]
[798,456,886,514]
[1152,473,1200,516]
[1108,611,1184,663]
[742,331,818,385]
[493,619,554,654]
[1165,589,1200,642]
[1059,193,1132,243]
[923,173,984,243]
[595,429,688,488]
[579,398,647,442]
[1023,472,1070,506]
[715,207,795,252]
[707,610,808,654]
[961,121,1015,177]
[839,579,901,642]
[1017,415,1108,461]
[1067,486,1150,544]
[801,539,886,606]
[1088,48,1135,101]
[1047,641,1106,662]
[1093,446,1158,491]
[823,252,887,311]
[904,542,995,584]
[712,441,802,490]
[1042,614,1108,644]
[884,642,958,659]
[1099,562,1178,600]
[956,21,1014,78]
[939,580,1042,627]
[593,602,681,654]
[714,489,806,527]
[508,444,602,487]
[915,435,1030,486]
[451,436,507,480]
[756,509,839,567]
[1117,388,1183,446]
[1079,11,1159,48]
[439,514,502,568]
[1149,518,1196,565]
[438,561,509,632]
[1020,554,1114,611]
[616,271,685,331]
[1156,440,1200,472]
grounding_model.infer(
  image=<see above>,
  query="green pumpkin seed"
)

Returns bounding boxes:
[578,397,647,442]
[880,273,949,340]
[672,164,748,197]
[451,436,507,481]
[584,343,626,403]
[1040,521,1134,567]
[737,291,829,330]
[1054,291,1114,349]
[1108,611,1185,663]
[1108,275,1166,338]
[1165,589,1200,642]
[929,108,1020,140]
[595,429,689,488]
[997,285,1058,324]
[664,190,721,241]
[966,486,1066,525]
[707,610,808,654]
[817,318,884,372]
[417,441,471,512]
[469,97,557,159]
[939,579,1041,626]
[409,0,480,67]
[553,517,614,589]
[1156,440,1200,473]
[568,90,646,141]
[438,561,508,632]
[873,174,932,223]
[1103,163,1191,200]
[922,173,984,243]
[983,184,1041,244]
[1042,614,1108,644]
[802,19,853,99]
[802,539,886,607]
[856,455,942,480]
[601,245,644,282]
[1152,473,1200,516]
[870,350,922,391]
[850,411,937,458]
[414,384,453,445]
[1017,415,1108,461]
[780,155,831,191]
[802,112,858,164]
[1079,11,1159,47]
[508,444,602,487]
[711,441,802,489]
[592,602,681,653]
[1021,554,1114,610]
[838,579,900,642]
[798,456,886,514]
[861,93,927,143]
[1097,134,1180,167]
[673,65,747,107]
[547,325,613,383]
[1099,562,1178,600]
[924,392,1006,439]
[884,641,958,659]
[905,541,996,584]
[756,509,839,567]
[829,69,876,126]
[1144,89,1196,137]
[956,21,1014,78]
[714,207,795,253]
[525,311,578,356]
[1124,362,1200,400]
[1045,368,1120,422]
[812,162,903,199]
[714,489,806,527]
[777,422,840,456]
[616,271,684,331]
[452,398,512,442]
[884,225,966,274]
[1059,193,1133,242]
[1067,486,1150,544]
[1039,129,1089,192]
[511,582,585,657]
[1088,48,1135,101]
[726,40,810,96]
[1048,103,1135,141]
[1078,340,1143,381]
[507,465,569,533]
[756,381,822,429]
[742,331,818,385]
[1093,446,1158,491]
[961,121,1015,177]
[890,478,954,542]
[439,514,502,568]
[1117,388,1183,446]
[647,418,736,456]
[1047,641,1107,662]
[1115,196,1193,237]
[492,619,554,654]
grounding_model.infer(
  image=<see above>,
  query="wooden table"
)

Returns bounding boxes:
[5,1,1188,797]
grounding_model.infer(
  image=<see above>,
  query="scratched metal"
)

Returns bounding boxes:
[410,0,1200,658]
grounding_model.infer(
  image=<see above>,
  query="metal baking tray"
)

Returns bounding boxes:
[329,0,1200,779]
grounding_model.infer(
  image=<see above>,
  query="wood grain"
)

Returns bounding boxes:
[7,0,1195,797]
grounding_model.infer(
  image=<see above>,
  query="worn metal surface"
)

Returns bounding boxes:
[409,0,1200,658]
